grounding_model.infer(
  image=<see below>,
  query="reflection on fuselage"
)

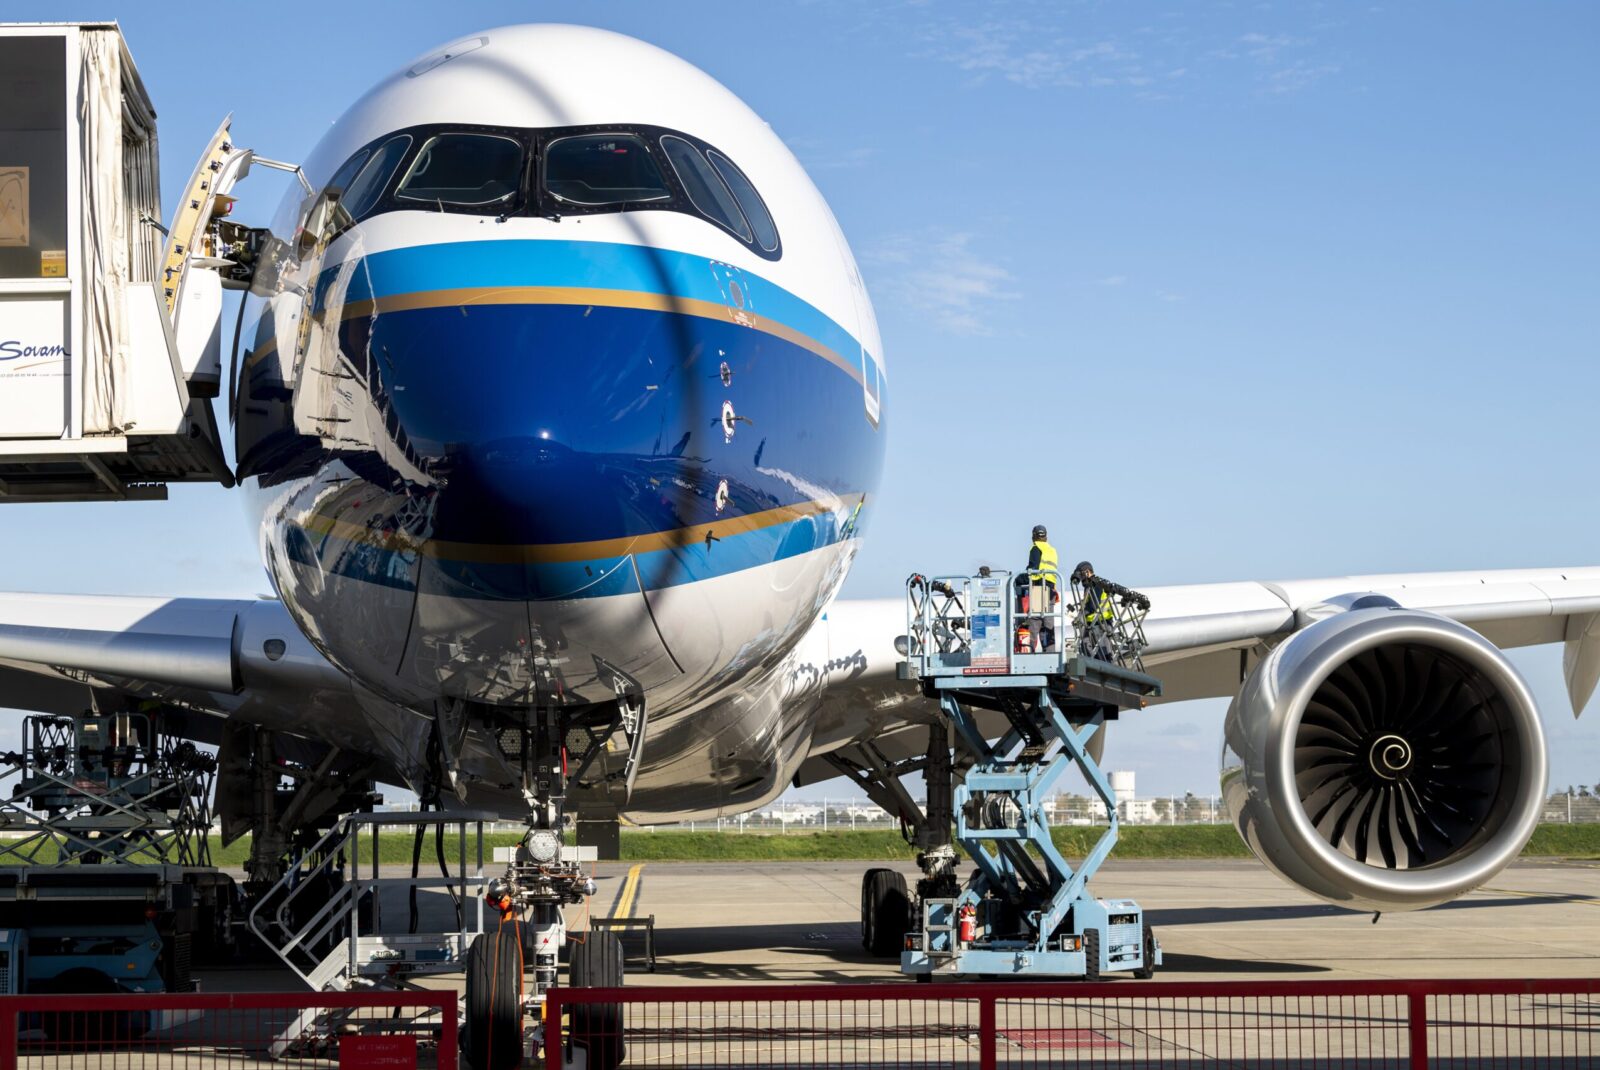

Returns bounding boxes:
[231,25,885,820]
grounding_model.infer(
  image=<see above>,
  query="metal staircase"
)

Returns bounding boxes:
[247,810,491,1054]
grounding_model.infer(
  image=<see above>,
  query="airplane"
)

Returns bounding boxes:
[0,20,1595,1063]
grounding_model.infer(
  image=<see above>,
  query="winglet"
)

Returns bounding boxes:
[1562,612,1600,718]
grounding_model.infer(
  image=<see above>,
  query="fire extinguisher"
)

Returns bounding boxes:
[957,903,977,945]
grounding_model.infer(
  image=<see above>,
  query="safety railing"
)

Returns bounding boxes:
[546,978,1599,1068]
[0,713,215,867]
[0,990,457,1068]
[905,569,1071,677]
[248,810,488,993]
[1069,571,1152,673]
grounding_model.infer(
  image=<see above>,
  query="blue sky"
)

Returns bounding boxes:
[2,2,1597,799]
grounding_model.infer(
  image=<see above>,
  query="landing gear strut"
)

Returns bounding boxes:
[828,720,961,958]
[464,690,646,1069]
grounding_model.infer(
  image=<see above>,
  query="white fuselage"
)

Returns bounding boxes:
[231,25,886,818]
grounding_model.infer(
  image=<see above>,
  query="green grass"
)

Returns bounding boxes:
[6,823,1596,867]
[1523,824,1600,859]
[618,825,1257,861]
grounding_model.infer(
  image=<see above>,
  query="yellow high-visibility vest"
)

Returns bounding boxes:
[1032,539,1059,582]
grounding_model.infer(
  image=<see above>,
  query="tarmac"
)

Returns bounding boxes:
[193,856,1600,990]
[166,858,1599,1067]
[585,858,1600,984]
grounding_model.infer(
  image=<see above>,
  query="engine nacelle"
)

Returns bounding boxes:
[1221,607,1546,911]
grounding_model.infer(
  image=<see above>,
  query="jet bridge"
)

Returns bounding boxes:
[0,23,277,502]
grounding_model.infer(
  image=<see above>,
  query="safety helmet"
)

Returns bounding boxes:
[1032,524,1047,540]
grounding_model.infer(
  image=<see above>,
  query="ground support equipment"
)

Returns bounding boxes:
[247,809,492,1056]
[897,568,1163,980]
[0,710,232,1000]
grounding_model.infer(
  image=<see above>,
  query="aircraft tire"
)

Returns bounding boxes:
[462,920,524,1070]
[569,929,626,1070]
[860,867,887,951]
[863,869,910,958]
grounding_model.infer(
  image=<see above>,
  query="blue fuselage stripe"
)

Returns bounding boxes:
[315,237,878,381]
[243,238,886,602]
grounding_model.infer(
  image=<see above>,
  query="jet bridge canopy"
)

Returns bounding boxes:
[0,22,233,502]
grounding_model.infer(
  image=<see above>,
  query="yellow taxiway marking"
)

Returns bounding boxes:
[614,863,644,919]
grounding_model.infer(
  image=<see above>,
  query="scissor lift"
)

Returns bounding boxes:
[897,567,1163,979]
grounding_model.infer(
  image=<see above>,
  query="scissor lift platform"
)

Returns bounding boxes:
[898,567,1163,980]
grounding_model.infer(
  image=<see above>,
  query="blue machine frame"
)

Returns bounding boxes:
[899,569,1163,979]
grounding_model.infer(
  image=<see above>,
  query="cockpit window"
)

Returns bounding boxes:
[342,135,412,221]
[706,152,779,253]
[325,123,782,259]
[326,150,371,199]
[544,134,671,206]
[301,149,370,249]
[396,133,523,207]
[660,135,752,243]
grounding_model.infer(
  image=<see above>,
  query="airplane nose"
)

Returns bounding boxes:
[428,435,668,599]
[356,298,713,709]
[367,300,711,591]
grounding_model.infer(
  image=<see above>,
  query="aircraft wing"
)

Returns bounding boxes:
[806,564,1600,771]
[1137,566,1600,715]
[0,591,352,718]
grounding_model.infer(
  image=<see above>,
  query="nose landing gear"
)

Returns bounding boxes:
[464,691,645,1070]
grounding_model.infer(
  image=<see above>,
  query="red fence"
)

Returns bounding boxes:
[0,978,1591,1067]
[547,978,1599,1069]
[0,990,457,1068]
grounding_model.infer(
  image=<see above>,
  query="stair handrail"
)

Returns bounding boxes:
[247,816,357,988]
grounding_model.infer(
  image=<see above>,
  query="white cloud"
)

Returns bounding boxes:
[923,21,1150,90]
[864,231,1018,335]
[1097,274,1128,287]
[785,138,877,171]
[1267,60,1341,93]
[907,3,1349,98]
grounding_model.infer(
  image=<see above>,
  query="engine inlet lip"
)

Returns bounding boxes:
[1266,608,1547,908]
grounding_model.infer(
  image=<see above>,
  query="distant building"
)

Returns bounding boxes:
[1109,770,1136,808]
[1118,798,1160,824]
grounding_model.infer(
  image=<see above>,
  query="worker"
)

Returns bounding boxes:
[1026,525,1059,582]
[1074,560,1116,660]
[1021,524,1060,651]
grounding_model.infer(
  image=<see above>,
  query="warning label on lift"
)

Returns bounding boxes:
[967,575,1009,672]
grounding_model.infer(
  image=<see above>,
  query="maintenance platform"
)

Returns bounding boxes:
[890,565,1163,980]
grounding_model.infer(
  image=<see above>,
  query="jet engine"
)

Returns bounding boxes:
[1221,606,1546,911]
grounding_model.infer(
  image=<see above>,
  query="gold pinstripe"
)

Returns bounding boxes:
[245,284,864,385]
[298,494,857,564]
